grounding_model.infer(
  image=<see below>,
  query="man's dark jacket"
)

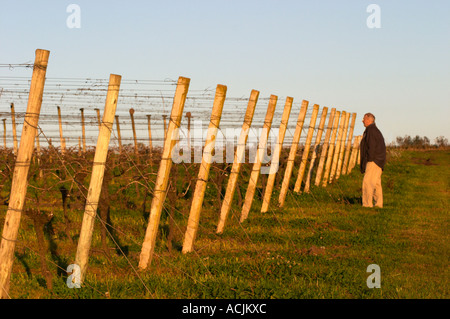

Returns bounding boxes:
[360,123,386,173]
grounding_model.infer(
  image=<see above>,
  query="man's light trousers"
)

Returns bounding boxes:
[362,161,383,208]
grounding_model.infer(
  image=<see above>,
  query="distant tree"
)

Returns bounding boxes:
[396,135,435,149]
[396,135,413,148]
[434,136,449,148]
[414,135,430,148]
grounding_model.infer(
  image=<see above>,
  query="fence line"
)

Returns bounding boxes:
[0,49,362,298]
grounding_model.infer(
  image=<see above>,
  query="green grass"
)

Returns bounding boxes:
[0,148,448,299]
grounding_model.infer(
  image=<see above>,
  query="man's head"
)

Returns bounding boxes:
[362,113,375,127]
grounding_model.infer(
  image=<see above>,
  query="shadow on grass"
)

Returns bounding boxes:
[341,196,362,205]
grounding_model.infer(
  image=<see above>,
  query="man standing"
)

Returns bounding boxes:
[360,113,386,208]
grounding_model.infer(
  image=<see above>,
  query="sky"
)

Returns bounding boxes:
[0,0,449,144]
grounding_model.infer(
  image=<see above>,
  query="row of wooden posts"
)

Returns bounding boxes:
[2,103,173,155]
[0,49,361,298]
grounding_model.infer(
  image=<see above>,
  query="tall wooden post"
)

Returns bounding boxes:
[303,106,328,193]
[75,74,122,281]
[293,104,320,193]
[347,135,361,174]
[342,113,357,175]
[216,90,259,234]
[322,111,341,187]
[0,49,50,299]
[240,95,277,223]
[80,108,86,153]
[139,77,190,270]
[129,108,138,155]
[278,100,309,207]
[329,111,346,183]
[182,85,227,253]
[57,106,66,155]
[115,115,122,153]
[2,119,6,149]
[314,108,336,186]
[260,96,293,213]
[335,111,350,180]
[10,103,18,155]
[146,115,153,151]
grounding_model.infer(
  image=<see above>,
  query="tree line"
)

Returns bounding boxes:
[394,135,449,149]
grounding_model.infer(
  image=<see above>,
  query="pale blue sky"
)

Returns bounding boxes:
[1,0,449,143]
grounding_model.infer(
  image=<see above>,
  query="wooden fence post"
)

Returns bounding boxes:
[278,100,309,207]
[57,106,66,155]
[80,108,86,153]
[217,90,259,234]
[347,135,361,174]
[129,108,138,155]
[260,96,293,213]
[139,76,190,270]
[115,115,122,153]
[329,111,346,183]
[10,103,18,155]
[146,115,153,151]
[314,108,336,186]
[2,119,6,149]
[0,49,50,299]
[240,95,277,223]
[303,106,328,193]
[322,111,341,187]
[342,112,357,175]
[182,84,227,253]
[75,74,122,282]
[335,111,350,180]
[293,104,320,193]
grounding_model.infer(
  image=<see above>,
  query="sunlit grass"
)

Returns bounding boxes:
[0,149,448,299]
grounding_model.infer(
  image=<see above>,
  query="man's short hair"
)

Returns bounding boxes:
[364,113,375,122]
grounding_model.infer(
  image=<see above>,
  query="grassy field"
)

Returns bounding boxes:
[1,148,448,299]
